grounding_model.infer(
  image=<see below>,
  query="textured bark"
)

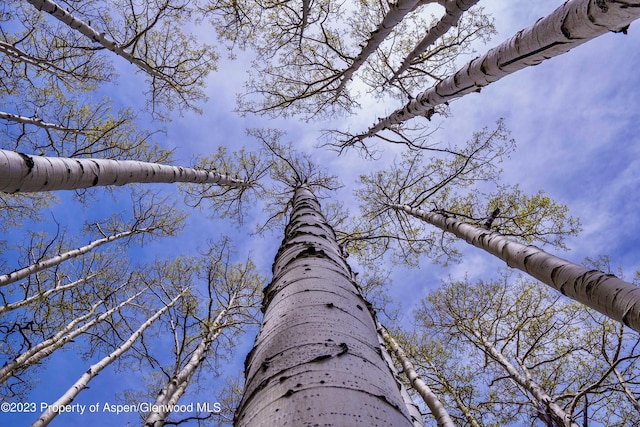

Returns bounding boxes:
[358,0,640,139]
[0,150,245,193]
[334,0,437,96]
[0,229,144,287]
[390,204,640,333]
[378,324,454,427]
[142,297,232,427]
[235,185,415,426]
[31,293,183,427]
[25,0,165,80]
[390,0,481,83]
[0,289,143,384]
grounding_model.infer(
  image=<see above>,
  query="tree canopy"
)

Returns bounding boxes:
[1,0,640,425]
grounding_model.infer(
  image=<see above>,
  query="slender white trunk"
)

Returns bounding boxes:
[25,0,165,80]
[470,329,578,427]
[378,323,454,427]
[0,289,142,384]
[0,150,245,193]
[143,330,223,426]
[30,293,183,427]
[235,185,415,426]
[613,367,640,412]
[335,0,437,96]
[0,41,80,79]
[0,111,83,133]
[358,0,640,139]
[430,360,482,427]
[142,296,233,427]
[0,274,97,315]
[375,328,425,427]
[390,203,640,333]
[0,229,143,287]
[390,0,480,83]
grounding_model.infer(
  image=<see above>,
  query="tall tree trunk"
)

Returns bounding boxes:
[375,328,425,427]
[334,0,437,96]
[389,203,640,333]
[0,111,83,133]
[24,0,165,80]
[235,185,416,426]
[389,0,481,83]
[0,288,142,384]
[30,292,183,427]
[142,295,234,427]
[354,0,640,142]
[378,323,454,427]
[1,229,147,287]
[0,274,97,314]
[468,329,578,427]
[428,359,482,427]
[0,150,245,193]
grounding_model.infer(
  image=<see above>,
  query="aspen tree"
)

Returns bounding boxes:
[235,184,417,426]
[348,0,640,145]
[416,278,640,425]
[334,0,442,97]
[22,0,217,114]
[141,242,262,426]
[389,0,482,83]
[0,12,113,92]
[392,203,640,333]
[0,274,97,315]
[0,286,144,386]
[31,292,185,427]
[1,92,170,162]
[1,224,166,287]
[0,150,245,193]
[356,1,494,104]
[0,191,183,286]
[378,323,454,427]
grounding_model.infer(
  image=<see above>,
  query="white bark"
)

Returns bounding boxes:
[0,150,245,193]
[0,229,144,287]
[0,111,84,133]
[24,0,165,80]
[470,329,578,427]
[429,360,482,427]
[0,40,79,79]
[359,0,640,139]
[614,367,640,412]
[390,0,481,83]
[390,203,640,334]
[0,289,143,384]
[31,293,183,427]
[0,274,97,315]
[375,328,424,427]
[142,296,233,427]
[335,0,438,96]
[235,185,415,426]
[378,323,454,427]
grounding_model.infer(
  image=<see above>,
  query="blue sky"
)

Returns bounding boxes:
[2,1,640,425]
